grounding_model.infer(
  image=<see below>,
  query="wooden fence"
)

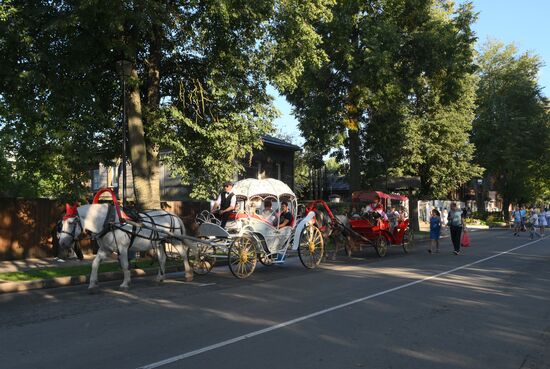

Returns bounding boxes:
[0,198,210,261]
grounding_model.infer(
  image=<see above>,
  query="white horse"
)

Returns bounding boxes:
[60,204,193,291]
[56,212,85,260]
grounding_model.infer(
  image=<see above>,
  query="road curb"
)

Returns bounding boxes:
[0,264,184,295]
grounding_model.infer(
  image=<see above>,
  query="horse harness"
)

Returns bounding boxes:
[95,206,184,253]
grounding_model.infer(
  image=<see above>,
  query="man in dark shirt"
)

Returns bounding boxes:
[212,181,236,228]
[278,201,292,229]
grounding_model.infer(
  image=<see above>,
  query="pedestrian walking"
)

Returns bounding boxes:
[447,202,464,255]
[538,208,547,236]
[520,206,527,231]
[428,209,442,253]
[528,209,541,239]
[512,206,522,236]
[545,208,550,230]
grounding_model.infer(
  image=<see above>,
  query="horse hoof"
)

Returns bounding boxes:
[88,286,99,294]
[119,285,129,291]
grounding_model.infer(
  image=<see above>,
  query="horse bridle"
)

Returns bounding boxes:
[57,216,83,245]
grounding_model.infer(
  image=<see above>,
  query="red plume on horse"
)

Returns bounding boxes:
[63,203,79,220]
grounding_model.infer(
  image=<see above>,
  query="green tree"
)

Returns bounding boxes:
[473,40,550,215]
[0,0,333,207]
[285,0,480,197]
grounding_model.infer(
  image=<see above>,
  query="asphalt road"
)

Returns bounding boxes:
[1,230,549,369]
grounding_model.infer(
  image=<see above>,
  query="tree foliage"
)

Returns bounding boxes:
[285,0,481,197]
[473,40,550,209]
[0,0,333,204]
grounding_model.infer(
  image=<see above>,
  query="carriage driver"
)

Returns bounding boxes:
[212,181,236,228]
[278,201,292,229]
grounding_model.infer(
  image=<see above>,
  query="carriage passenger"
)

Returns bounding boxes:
[262,199,277,225]
[278,201,292,229]
[398,205,408,222]
[364,195,388,221]
[388,206,399,231]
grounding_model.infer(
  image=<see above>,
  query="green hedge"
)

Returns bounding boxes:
[471,211,504,222]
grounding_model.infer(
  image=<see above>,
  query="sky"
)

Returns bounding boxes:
[270,0,550,145]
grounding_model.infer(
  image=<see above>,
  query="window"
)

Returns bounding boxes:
[92,169,100,190]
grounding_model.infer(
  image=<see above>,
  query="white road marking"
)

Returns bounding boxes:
[180,282,216,287]
[137,236,548,369]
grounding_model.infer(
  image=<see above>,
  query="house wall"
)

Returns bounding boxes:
[242,145,295,189]
[93,144,297,202]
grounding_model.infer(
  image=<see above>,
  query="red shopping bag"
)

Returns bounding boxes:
[461,229,471,247]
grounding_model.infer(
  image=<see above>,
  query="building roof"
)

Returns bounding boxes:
[262,135,302,151]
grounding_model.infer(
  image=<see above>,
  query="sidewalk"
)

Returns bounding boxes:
[0,254,184,294]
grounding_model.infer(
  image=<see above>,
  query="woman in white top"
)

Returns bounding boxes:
[529,210,540,239]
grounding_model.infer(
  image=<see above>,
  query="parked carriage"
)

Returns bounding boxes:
[190,178,324,279]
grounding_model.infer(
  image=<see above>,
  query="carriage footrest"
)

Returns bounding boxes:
[275,253,286,262]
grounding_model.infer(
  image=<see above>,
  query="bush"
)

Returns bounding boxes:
[470,211,504,222]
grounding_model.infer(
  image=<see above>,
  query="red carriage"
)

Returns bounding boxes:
[306,191,413,258]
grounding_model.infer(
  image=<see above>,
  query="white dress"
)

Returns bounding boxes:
[539,213,548,226]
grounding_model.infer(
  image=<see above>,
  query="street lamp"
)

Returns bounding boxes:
[116,59,131,207]
[476,178,483,213]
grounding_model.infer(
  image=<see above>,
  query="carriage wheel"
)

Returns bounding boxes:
[374,234,388,257]
[259,253,275,266]
[228,236,257,279]
[298,225,324,269]
[187,242,216,275]
[402,228,414,253]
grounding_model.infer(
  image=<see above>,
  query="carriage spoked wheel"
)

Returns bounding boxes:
[187,241,217,275]
[228,236,257,279]
[402,228,414,253]
[374,234,388,258]
[298,225,324,269]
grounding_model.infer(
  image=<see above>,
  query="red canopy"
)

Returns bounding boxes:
[352,191,408,202]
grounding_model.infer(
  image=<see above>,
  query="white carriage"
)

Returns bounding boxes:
[190,178,325,278]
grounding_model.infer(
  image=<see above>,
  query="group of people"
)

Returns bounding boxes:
[428,202,465,255]
[355,196,408,224]
[211,181,292,229]
[512,206,549,239]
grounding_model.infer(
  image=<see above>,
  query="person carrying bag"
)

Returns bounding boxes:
[447,202,464,255]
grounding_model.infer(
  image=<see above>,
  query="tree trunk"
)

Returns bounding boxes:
[348,128,361,193]
[144,25,162,209]
[502,197,510,226]
[124,62,159,210]
[409,192,420,232]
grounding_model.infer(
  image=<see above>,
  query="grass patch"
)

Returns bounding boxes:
[0,259,182,282]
